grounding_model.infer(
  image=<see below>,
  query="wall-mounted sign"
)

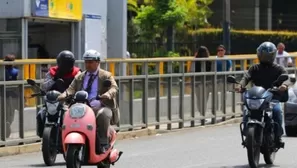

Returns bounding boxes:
[33,0,49,17]
[32,0,82,21]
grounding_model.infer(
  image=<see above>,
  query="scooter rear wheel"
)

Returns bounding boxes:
[97,164,110,168]
[66,144,82,168]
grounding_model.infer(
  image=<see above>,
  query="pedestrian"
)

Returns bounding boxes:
[274,42,293,67]
[216,45,232,72]
[4,53,19,138]
[216,45,232,112]
[191,46,212,116]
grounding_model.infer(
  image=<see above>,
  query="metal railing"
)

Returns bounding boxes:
[0,54,296,147]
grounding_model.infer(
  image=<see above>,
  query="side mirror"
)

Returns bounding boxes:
[227,76,238,84]
[27,79,36,86]
[277,74,289,83]
[103,80,112,87]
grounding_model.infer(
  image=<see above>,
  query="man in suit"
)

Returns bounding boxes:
[57,49,119,153]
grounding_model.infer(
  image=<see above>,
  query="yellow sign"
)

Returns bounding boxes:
[48,0,82,21]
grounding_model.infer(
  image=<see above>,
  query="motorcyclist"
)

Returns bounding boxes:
[36,50,81,137]
[57,49,119,154]
[235,41,290,147]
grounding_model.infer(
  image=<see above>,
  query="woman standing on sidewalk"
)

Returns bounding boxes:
[191,46,212,118]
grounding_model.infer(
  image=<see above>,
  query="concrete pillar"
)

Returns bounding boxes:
[107,0,127,76]
[21,18,28,59]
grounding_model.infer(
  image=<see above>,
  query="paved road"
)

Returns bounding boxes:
[1,124,297,168]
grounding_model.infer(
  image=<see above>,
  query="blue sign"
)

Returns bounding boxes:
[32,0,49,17]
[85,14,101,20]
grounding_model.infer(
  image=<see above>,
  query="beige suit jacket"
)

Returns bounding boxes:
[61,68,120,124]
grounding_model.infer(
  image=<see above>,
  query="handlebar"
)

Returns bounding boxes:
[268,87,280,92]
[30,91,46,97]
[234,87,281,94]
[31,93,40,97]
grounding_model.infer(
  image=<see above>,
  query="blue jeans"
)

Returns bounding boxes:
[242,101,284,137]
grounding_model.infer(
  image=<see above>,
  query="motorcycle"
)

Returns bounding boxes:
[27,78,66,166]
[62,79,123,168]
[227,74,288,168]
[284,73,297,136]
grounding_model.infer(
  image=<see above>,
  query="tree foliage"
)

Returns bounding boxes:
[127,0,139,13]
[132,0,213,41]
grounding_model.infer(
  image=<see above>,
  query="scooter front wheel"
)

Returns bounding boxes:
[66,144,82,168]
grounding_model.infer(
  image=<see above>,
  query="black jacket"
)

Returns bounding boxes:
[239,63,290,89]
[195,61,212,72]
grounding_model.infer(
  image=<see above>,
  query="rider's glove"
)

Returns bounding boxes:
[279,84,288,91]
[235,84,242,93]
[57,94,66,101]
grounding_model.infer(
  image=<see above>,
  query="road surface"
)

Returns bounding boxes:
[1,124,296,168]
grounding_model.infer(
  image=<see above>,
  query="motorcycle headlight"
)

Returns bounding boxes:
[69,104,86,118]
[246,99,265,110]
[46,102,59,115]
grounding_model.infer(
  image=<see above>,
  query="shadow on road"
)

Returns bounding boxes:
[27,162,65,167]
[211,164,280,168]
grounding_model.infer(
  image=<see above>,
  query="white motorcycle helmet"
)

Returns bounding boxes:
[83,49,101,61]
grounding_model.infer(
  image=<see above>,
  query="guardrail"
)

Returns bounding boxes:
[0,54,296,147]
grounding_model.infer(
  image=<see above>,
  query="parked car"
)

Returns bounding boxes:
[284,74,297,136]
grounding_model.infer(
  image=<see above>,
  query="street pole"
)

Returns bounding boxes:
[223,0,231,54]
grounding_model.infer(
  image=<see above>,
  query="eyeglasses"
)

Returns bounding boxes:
[217,49,224,52]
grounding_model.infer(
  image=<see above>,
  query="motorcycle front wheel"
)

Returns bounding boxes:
[246,126,261,168]
[42,126,57,166]
[262,133,276,164]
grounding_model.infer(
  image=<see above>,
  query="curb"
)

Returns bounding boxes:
[0,117,242,157]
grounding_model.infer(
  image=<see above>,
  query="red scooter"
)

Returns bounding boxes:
[62,80,122,168]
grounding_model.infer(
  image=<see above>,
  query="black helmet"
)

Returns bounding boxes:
[256,42,277,64]
[56,50,75,71]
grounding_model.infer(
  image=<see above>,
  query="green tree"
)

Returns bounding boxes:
[133,0,213,51]
[127,0,138,13]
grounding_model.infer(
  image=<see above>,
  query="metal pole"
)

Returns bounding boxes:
[223,0,231,55]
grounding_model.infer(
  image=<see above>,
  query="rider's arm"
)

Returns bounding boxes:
[41,72,55,91]
[60,72,80,98]
[239,65,254,87]
[103,73,119,98]
[278,65,290,87]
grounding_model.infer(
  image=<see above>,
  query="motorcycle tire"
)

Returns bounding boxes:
[246,126,261,168]
[66,144,82,168]
[262,145,276,164]
[42,126,57,166]
[97,164,110,168]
